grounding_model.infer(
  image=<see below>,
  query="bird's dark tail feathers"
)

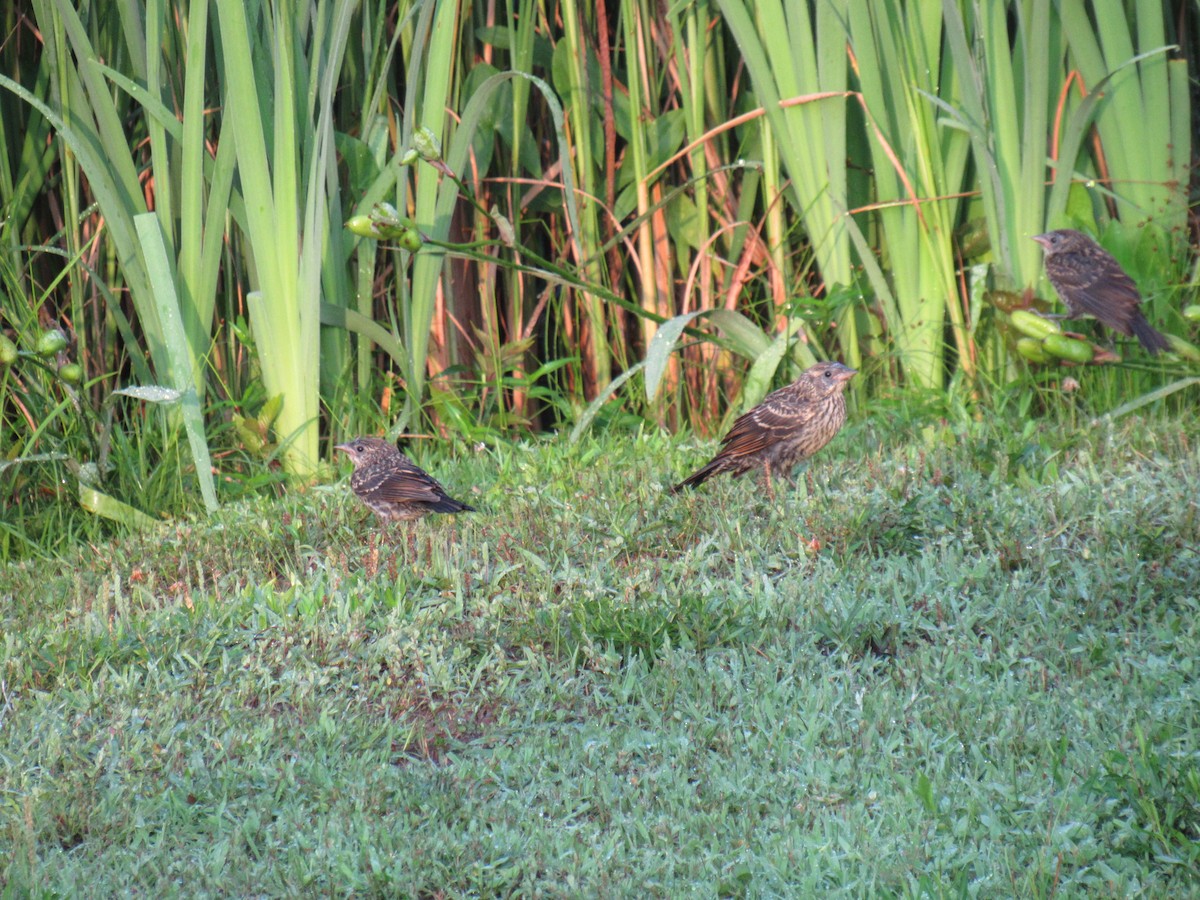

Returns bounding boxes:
[670,461,720,494]
[430,496,475,514]
[1130,313,1171,355]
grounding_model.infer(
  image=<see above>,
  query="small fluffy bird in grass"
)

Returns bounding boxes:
[335,436,475,523]
[672,361,856,499]
[1032,229,1171,354]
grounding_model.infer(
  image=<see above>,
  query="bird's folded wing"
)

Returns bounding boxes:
[358,466,447,503]
[719,393,814,456]
[1051,262,1140,321]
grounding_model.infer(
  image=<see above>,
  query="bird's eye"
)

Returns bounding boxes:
[355,443,365,452]
[824,370,832,377]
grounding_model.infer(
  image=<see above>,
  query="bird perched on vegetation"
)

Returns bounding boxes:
[335,436,474,522]
[672,361,856,498]
[1032,229,1171,354]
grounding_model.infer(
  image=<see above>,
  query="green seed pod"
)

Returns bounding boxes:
[397,229,424,253]
[36,327,69,356]
[1043,333,1094,364]
[1016,337,1051,364]
[57,362,83,383]
[345,215,382,239]
[1009,309,1061,340]
[1182,304,1200,322]
[0,334,17,366]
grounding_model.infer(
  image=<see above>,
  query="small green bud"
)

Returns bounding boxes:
[371,202,401,227]
[397,229,424,253]
[36,327,69,356]
[370,203,415,237]
[233,413,267,454]
[412,126,442,162]
[58,362,83,383]
[0,335,17,366]
[345,214,380,238]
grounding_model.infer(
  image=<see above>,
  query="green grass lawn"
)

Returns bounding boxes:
[3,414,1199,896]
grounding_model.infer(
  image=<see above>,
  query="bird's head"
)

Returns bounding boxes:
[1031,229,1088,255]
[334,436,392,467]
[808,361,857,393]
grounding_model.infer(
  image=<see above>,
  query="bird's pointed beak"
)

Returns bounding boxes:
[334,442,353,455]
[834,366,857,382]
[1031,233,1050,248]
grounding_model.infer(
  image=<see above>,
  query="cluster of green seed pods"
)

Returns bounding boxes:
[1009,310,1095,364]
[0,327,81,382]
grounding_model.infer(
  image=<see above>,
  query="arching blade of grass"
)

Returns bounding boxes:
[135,214,218,513]
[706,309,772,361]
[740,321,801,411]
[318,303,407,368]
[567,360,647,444]
[644,311,705,403]
[1094,377,1200,424]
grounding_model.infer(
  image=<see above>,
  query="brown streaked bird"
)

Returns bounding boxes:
[1032,229,1171,354]
[335,436,475,523]
[672,361,856,498]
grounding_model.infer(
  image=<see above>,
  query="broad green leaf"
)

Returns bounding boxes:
[645,311,706,402]
[79,484,160,530]
[706,309,772,361]
[135,213,218,513]
[740,325,794,412]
